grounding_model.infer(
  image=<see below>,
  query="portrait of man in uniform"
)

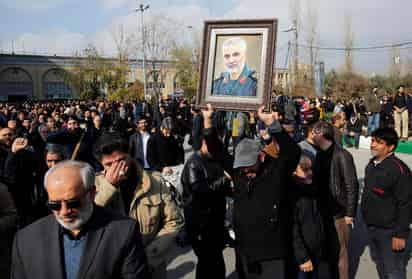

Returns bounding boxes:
[197,19,277,112]
[212,37,258,97]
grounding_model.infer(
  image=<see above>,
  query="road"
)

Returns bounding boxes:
[165,144,412,279]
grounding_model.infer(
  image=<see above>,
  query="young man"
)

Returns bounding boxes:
[181,104,232,279]
[361,128,412,279]
[312,121,359,279]
[93,134,183,279]
[393,85,409,141]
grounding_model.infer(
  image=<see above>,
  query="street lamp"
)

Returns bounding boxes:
[282,21,298,91]
[135,3,149,100]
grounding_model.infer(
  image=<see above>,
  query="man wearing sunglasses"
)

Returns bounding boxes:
[11,160,150,279]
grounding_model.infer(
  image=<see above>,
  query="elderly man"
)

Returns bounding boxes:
[11,160,150,279]
[212,37,257,97]
[93,133,184,279]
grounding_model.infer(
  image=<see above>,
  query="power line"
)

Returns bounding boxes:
[294,41,412,51]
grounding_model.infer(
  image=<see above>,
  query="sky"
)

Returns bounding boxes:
[1,0,411,75]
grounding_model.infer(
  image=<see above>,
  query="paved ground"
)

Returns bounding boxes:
[165,143,412,278]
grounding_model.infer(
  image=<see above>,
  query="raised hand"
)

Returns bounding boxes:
[12,138,28,153]
[257,106,279,127]
[104,160,128,187]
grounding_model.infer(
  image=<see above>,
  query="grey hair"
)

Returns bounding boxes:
[222,37,247,53]
[44,160,95,191]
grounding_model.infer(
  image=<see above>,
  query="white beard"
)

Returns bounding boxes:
[56,197,94,231]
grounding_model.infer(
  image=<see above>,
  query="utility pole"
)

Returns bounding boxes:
[293,19,299,86]
[135,3,149,100]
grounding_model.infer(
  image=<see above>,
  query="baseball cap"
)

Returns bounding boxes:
[233,138,263,169]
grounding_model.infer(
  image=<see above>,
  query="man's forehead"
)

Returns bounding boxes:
[223,44,243,53]
[47,167,82,188]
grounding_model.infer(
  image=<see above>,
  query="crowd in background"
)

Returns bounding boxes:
[0,84,411,279]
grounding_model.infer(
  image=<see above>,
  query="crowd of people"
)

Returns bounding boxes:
[0,85,411,279]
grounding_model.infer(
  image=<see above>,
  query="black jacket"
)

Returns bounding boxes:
[361,154,412,239]
[232,122,301,263]
[46,128,83,158]
[147,132,184,171]
[181,128,231,244]
[314,143,359,218]
[129,131,149,167]
[11,205,150,279]
[292,184,325,265]
[181,150,231,245]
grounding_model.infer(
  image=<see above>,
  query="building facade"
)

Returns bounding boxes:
[0,54,180,101]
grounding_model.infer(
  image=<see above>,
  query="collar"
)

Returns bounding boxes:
[373,152,394,166]
[131,170,152,201]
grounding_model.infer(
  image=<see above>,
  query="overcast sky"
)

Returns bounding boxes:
[1,0,411,75]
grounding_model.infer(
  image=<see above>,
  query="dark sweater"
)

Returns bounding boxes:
[361,154,412,239]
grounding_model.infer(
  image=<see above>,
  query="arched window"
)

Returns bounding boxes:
[42,68,72,99]
[0,67,33,101]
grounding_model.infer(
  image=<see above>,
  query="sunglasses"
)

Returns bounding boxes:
[47,190,89,211]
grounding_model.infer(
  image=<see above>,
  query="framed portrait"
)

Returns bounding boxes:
[196,19,278,111]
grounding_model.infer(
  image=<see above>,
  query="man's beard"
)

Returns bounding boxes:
[55,196,94,231]
[225,62,244,77]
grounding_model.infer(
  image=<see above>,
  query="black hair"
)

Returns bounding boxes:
[45,143,66,160]
[313,121,335,142]
[93,132,129,162]
[68,115,79,122]
[371,128,399,150]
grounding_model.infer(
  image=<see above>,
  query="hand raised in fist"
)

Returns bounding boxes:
[12,138,28,153]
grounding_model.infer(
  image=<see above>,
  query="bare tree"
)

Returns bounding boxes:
[344,14,354,74]
[140,14,181,99]
[289,0,301,85]
[110,24,135,62]
[303,1,319,84]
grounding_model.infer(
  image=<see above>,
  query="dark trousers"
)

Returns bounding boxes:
[191,238,225,279]
[367,226,407,279]
[297,261,330,279]
[238,253,285,279]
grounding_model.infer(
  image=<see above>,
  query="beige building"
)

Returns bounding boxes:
[0,53,179,101]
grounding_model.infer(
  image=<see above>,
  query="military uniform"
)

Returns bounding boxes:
[212,65,257,97]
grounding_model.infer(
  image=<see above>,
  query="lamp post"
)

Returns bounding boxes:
[282,22,298,90]
[136,3,149,100]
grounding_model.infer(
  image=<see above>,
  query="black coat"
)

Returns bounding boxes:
[181,150,231,245]
[232,123,301,263]
[11,205,150,279]
[292,184,325,265]
[147,132,184,171]
[129,131,147,166]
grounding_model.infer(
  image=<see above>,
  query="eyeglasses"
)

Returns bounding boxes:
[47,190,89,211]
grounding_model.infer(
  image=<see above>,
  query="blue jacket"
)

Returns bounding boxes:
[212,65,257,97]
